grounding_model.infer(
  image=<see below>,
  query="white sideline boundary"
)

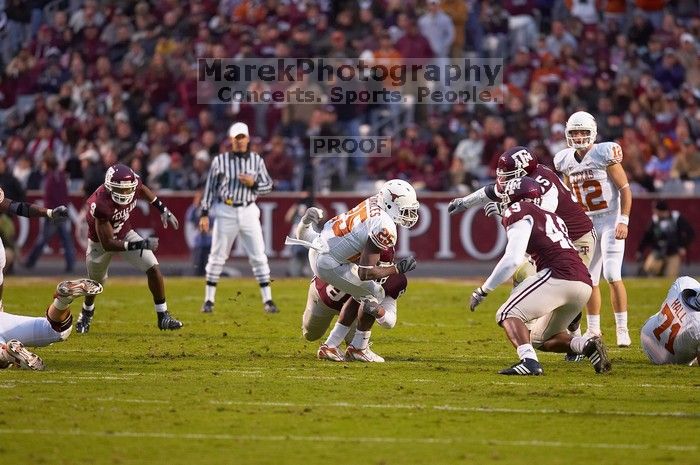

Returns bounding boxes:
[0,428,694,452]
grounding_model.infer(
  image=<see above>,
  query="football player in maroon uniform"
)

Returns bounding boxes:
[0,188,69,312]
[76,164,183,333]
[469,177,611,375]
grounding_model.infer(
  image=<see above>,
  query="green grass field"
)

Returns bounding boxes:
[0,276,698,465]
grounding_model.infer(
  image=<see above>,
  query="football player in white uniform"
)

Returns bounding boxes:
[0,279,103,370]
[554,111,632,347]
[641,276,700,365]
[287,179,419,362]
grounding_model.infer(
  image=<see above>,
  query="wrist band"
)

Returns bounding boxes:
[618,214,629,226]
[46,208,53,218]
[618,183,629,191]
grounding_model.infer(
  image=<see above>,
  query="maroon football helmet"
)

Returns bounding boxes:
[499,176,542,208]
[105,164,138,205]
[496,146,537,185]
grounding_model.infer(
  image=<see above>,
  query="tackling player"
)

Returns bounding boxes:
[554,111,632,347]
[301,249,408,362]
[75,164,183,333]
[469,177,611,376]
[0,279,103,370]
[641,276,700,366]
[287,179,419,362]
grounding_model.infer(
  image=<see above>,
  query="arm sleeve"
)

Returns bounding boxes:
[482,218,533,292]
[254,156,273,195]
[458,186,494,209]
[200,157,219,211]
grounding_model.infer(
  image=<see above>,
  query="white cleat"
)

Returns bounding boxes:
[3,340,44,371]
[56,279,103,298]
[317,344,346,362]
[345,344,385,363]
[616,328,632,347]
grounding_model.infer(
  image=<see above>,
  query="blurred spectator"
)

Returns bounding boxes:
[450,127,485,191]
[637,200,695,277]
[671,139,700,180]
[79,149,104,198]
[186,190,211,276]
[24,155,75,272]
[645,142,676,190]
[263,136,295,191]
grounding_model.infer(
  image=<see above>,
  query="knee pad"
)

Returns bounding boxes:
[603,257,622,282]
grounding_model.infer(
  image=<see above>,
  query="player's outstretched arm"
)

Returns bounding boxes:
[0,197,68,223]
[139,184,179,230]
[448,186,496,215]
[608,163,631,240]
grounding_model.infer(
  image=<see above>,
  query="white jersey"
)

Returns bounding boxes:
[319,195,397,263]
[641,276,700,365]
[554,142,623,217]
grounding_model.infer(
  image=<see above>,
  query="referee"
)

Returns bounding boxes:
[199,122,278,314]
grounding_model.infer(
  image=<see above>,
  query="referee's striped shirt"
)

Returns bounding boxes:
[200,151,273,212]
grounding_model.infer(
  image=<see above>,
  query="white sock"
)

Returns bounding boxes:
[570,336,588,354]
[0,299,4,312]
[516,343,538,361]
[586,314,601,335]
[260,284,272,303]
[205,284,216,303]
[324,322,351,347]
[53,296,72,311]
[614,311,628,330]
[82,303,95,313]
[155,302,167,313]
[350,330,371,350]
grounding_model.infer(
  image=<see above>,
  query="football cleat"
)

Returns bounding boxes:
[616,328,631,347]
[499,358,543,376]
[317,344,346,362]
[75,309,94,334]
[201,300,214,313]
[564,352,586,362]
[345,344,385,363]
[3,340,44,371]
[582,336,612,374]
[263,300,279,314]
[56,279,103,298]
[157,311,183,330]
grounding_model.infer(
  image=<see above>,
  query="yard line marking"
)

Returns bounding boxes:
[0,428,694,452]
[210,400,699,418]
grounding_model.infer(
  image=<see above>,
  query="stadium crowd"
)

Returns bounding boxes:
[0,0,699,196]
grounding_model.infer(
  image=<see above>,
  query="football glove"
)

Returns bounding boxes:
[160,208,179,230]
[483,202,503,218]
[127,237,159,253]
[47,206,69,224]
[469,287,488,312]
[447,198,467,215]
[301,207,323,225]
[395,256,417,274]
[361,299,382,318]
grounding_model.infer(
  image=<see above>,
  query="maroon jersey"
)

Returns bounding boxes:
[86,179,141,242]
[313,273,408,312]
[531,165,593,241]
[502,201,592,285]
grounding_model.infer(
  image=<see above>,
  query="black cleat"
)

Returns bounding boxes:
[75,310,94,334]
[564,352,586,362]
[201,300,214,313]
[582,336,611,374]
[157,311,183,330]
[499,358,543,376]
[263,300,279,314]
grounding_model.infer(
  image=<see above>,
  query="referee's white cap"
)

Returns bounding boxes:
[228,122,249,138]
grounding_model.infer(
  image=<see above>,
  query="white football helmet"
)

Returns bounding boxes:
[378,179,419,228]
[565,111,597,149]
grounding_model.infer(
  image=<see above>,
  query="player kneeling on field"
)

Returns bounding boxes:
[0,279,103,370]
[301,248,408,362]
[641,276,700,366]
[469,177,611,376]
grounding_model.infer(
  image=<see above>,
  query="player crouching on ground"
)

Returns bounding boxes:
[641,276,700,366]
[0,279,103,370]
[469,177,611,375]
[76,164,183,333]
[301,247,408,361]
[287,179,419,362]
